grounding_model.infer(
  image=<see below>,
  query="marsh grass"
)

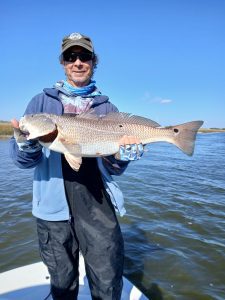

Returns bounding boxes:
[199,128,225,133]
[0,122,13,136]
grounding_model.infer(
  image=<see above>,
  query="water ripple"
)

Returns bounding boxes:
[1,134,225,299]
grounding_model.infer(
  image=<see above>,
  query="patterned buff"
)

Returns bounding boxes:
[54,80,101,114]
[60,94,93,114]
[62,80,97,96]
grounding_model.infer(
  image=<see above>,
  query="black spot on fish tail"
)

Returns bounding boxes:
[171,120,203,156]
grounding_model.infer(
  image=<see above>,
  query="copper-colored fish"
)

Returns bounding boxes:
[19,112,203,170]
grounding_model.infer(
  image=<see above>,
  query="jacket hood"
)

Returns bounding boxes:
[43,88,109,106]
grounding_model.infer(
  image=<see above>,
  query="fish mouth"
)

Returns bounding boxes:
[19,125,30,137]
[21,130,30,139]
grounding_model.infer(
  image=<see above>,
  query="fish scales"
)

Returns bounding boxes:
[56,115,155,143]
[56,115,125,143]
[19,112,203,170]
[56,118,158,148]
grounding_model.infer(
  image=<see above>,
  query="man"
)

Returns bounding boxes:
[10,32,143,300]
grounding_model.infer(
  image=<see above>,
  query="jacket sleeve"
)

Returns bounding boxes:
[9,137,43,169]
[9,95,44,169]
[102,156,129,176]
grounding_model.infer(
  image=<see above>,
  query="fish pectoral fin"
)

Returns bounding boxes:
[48,135,82,156]
[64,153,82,171]
[61,141,82,156]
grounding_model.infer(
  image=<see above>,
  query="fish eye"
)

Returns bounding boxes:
[174,128,179,133]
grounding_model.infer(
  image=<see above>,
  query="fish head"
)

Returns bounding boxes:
[19,114,57,140]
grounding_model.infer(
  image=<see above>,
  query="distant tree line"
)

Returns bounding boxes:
[210,127,225,130]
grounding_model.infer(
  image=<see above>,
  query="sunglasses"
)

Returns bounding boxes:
[63,52,93,63]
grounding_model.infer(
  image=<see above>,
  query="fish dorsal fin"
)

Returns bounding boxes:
[70,109,99,121]
[61,110,98,121]
[101,112,161,127]
[66,110,161,127]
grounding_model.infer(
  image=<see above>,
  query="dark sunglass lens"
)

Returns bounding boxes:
[63,52,75,62]
[79,53,93,62]
[63,52,78,62]
[63,52,93,62]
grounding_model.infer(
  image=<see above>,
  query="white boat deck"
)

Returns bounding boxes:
[0,254,148,300]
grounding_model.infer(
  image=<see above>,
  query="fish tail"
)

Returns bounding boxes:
[169,120,204,156]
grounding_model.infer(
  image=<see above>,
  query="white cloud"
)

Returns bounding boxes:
[142,92,173,104]
[160,99,173,104]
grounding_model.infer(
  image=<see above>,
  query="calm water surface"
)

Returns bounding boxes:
[0,133,225,300]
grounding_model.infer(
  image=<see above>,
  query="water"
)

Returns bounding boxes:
[0,134,225,299]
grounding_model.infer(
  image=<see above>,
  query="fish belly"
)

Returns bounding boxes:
[81,141,119,157]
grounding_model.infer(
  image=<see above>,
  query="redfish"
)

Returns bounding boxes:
[19,112,203,170]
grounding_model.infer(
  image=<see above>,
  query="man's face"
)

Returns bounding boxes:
[62,46,93,87]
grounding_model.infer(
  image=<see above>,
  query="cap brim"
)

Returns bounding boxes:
[62,41,93,54]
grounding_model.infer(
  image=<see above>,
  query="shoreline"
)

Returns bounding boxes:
[0,121,224,140]
[198,129,225,133]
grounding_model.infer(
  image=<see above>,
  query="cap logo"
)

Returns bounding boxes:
[68,33,83,40]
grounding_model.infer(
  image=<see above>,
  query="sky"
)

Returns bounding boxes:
[0,0,224,128]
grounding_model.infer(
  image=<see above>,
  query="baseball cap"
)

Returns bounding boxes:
[61,32,94,54]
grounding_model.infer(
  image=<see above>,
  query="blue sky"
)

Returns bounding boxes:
[1,0,224,128]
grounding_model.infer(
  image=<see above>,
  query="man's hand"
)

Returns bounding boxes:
[115,135,144,161]
[11,118,27,143]
[11,119,19,129]
[118,135,141,146]
[11,118,42,152]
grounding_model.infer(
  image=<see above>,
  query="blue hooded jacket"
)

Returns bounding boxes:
[9,88,128,220]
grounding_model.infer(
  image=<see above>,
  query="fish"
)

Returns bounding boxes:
[19,112,203,170]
